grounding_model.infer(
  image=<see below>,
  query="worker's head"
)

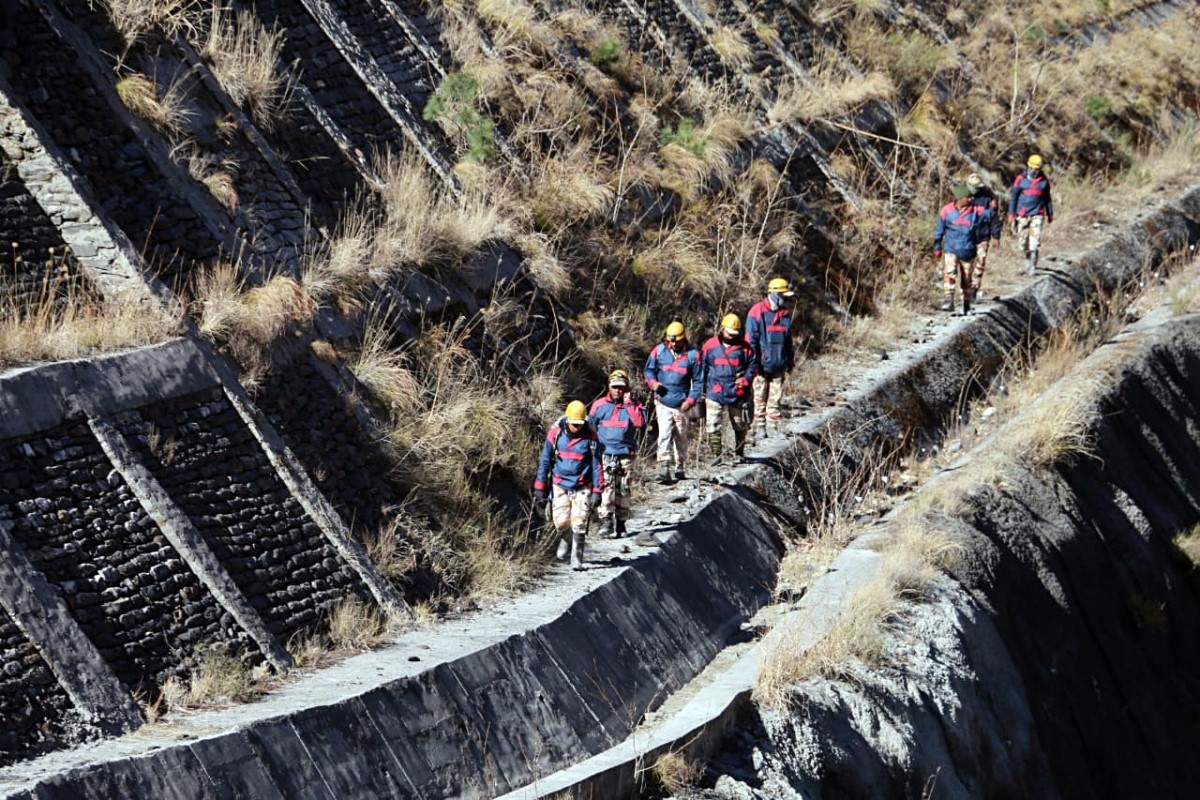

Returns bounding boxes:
[607,369,629,398]
[965,173,983,192]
[767,278,794,310]
[564,400,587,432]
[719,313,741,341]
[665,321,687,351]
[953,183,972,208]
[1026,153,1043,171]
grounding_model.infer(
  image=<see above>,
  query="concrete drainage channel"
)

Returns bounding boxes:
[0,191,1197,798]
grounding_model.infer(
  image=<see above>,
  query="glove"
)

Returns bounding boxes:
[653,382,668,396]
[734,377,749,397]
[533,489,546,506]
[680,397,696,411]
[589,492,601,510]
[932,250,942,258]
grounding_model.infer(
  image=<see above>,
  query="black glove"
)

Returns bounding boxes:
[533,490,547,506]
[589,493,601,510]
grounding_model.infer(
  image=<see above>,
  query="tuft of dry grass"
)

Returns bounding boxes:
[711,26,752,67]
[0,269,179,370]
[770,70,894,125]
[159,645,257,711]
[193,262,315,385]
[755,574,896,709]
[326,596,389,651]
[201,4,293,131]
[1173,524,1200,568]
[185,149,240,211]
[115,72,190,136]
[648,750,704,794]
[101,0,198,48]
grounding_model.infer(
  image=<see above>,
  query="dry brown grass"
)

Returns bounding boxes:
[1173,523,1200,568]
[0,270,179,370]
[770,70,894,125]
[201,4,293,131]
[159,645,258,711]
[185,149,239,211]
[648,750,704,794]
[101,0,198,49]
[193,262,315,385]
[326,596,390,651]
[755,574,896,709]
[711,26,752,68]
[115,72,190,136]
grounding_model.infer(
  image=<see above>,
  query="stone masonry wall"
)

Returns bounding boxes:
[0,609,79,768]
[0,419,262,693]
[116,387,373,641]
[0,151,87,311]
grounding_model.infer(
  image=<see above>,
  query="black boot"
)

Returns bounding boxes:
[655,462,672,483]
[616,519,627,537]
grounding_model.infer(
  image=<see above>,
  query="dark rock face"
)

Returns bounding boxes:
[683,315,1200,800]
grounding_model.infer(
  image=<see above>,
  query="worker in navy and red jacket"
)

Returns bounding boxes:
[533,401,603,570]
[933,184,994,310]
[701,313,757,464]
[965,172,1003,296]
[1008,153,1054,275]
[745,278,796,439]
[643,321,703,483]
[587,369,646,539]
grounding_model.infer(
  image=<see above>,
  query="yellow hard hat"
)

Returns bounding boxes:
[608,369,629,387]
[767,278,795,297]
[720,313,741,333]
[1027,154,1043,169]
[665,321,686,341]
[565,400,587,424]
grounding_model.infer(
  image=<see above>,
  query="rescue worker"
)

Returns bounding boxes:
[588,369,646,538]
[933,184,993,311]
[966,172,1003,298]
[533,400,604,570]
[643,321,703,483]
[745,278,796,440]
[1008,154,1054,275]
[701,314,757,465]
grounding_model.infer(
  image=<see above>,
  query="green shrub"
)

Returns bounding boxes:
[424,72,496,162]
[589,38,622,74]
[1085,94,1111,120]
[660,117,707,159]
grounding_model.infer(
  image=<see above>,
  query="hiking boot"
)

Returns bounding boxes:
[655,462,673,483]
[940,297,953,312]
[570,532,585,570]
[674,469,687,481]
[598,519,616,539]
[615,519,628,537]
[555,536,570,561]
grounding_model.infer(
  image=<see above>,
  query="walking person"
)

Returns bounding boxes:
[933,184,993,311]
[533,401,604,570]
[588,369,646,538]
[745,278,796,440]
[701,314,757,465]
[643,321,703,483]
[966,172,1003,299]
[1008,154,1054,275]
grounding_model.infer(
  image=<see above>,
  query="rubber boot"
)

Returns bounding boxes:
[734,429,747,461]
[570,532,585,571]
[598,518,615,539]
[708,433,724,466]
[1028,249,1039,275]
[615,519,627,537]
[556,533,570,561]
[755,422,767,442]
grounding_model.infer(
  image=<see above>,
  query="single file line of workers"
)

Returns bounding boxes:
[933,153,1054,314]
[532,278,799,571]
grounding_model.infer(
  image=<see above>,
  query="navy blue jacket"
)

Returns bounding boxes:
[643,342,703,409]
[1009,170,1053,220]
[588,394,646,457]
[701,334,757,406]
[746,299,794,376]
[933,201,992,260]
[534,418,604,494]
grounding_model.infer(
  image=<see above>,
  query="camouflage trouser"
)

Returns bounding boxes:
[551,488,591,536]
[1015,215,1045,256]
[598,455,633,522]
[942,252,981,296]
[706,398,752,454]
[753,373,785,426]
[655,402,689,465]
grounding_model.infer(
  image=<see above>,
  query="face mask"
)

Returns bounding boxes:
[768,293,783,310]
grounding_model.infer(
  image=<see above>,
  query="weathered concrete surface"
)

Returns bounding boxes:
[668,309,1200,799]
[0,489,782,798]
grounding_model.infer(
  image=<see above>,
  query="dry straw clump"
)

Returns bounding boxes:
[115,72,190,136]
[0,269,179,370]
[648,750,704,794]
[158,645,258,711]
[201,4,293,131]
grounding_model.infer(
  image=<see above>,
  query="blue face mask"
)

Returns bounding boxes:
[768,293,784,310]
